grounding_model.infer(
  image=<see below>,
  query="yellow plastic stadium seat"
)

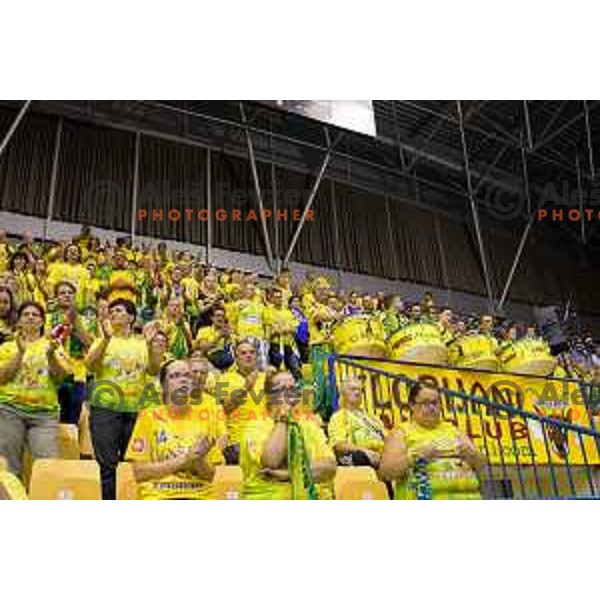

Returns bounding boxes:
[22,449,33,488]
[334,466,378,498]
[336,480,390,500]
[0,470,28,500]
[58,424,80,459]
[21,424,80,488]
[116,462,138,500]
[28,459,101,500]
[212,465,243,500]
[79,404,95,458]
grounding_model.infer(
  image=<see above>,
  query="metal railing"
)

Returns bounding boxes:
[327,353,600,499]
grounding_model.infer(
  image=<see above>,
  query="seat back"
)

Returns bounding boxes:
[336,480,390,500]
[116,462,138,500]
[28,459,101,500]
[58,424,80,459]
[212,465,243,499]
[333,466,378,498]
[79,404,94,458]
[0,470,28,500]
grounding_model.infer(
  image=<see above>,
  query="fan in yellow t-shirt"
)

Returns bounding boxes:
[264,287,301,380]
[328,375,387,468]
[0,306,72,416]
[240,371,336,499]
[0,302,72,478]
[107,253,138,305]
[233,283,266,340]
[45,244,90,306]
[0,229,11,273]
[216,340,267,464]
[194,306,235,371]
[126,359,225,500]
[380,383,485,500]
[155,297,194,360]
[302,277,337,347]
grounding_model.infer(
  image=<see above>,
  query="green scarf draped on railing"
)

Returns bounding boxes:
[312,345,336,421]
[288,420,319,500]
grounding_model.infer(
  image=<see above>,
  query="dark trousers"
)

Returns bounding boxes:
[268,343,302,380]
[223,443,240,465]
[89,406,138,500]
[296,340,310,365]
[58,380,86,425]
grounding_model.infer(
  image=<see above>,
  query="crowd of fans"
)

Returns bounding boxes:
[0,226,598,500]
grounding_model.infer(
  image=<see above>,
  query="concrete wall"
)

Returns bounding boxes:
[0,209,587,328]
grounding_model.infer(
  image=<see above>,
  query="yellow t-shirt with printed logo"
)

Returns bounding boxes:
[234,299,265,339]
[215,369,266,446]
[394,421,481,500]
[125,403,225,500]
[264,305,298,346]
[0,338,70,414]
[328,408,386,453]
[241,416,335,499]
[86,336,149,413]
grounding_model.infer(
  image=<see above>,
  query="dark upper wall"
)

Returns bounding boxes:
[0,106,598,314]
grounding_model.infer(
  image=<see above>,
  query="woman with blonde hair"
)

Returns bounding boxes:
[328,375,386,468]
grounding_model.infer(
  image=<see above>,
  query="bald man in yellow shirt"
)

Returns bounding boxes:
[216,340,266,465]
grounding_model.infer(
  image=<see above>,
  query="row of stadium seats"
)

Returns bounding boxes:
[3,459,389,500]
